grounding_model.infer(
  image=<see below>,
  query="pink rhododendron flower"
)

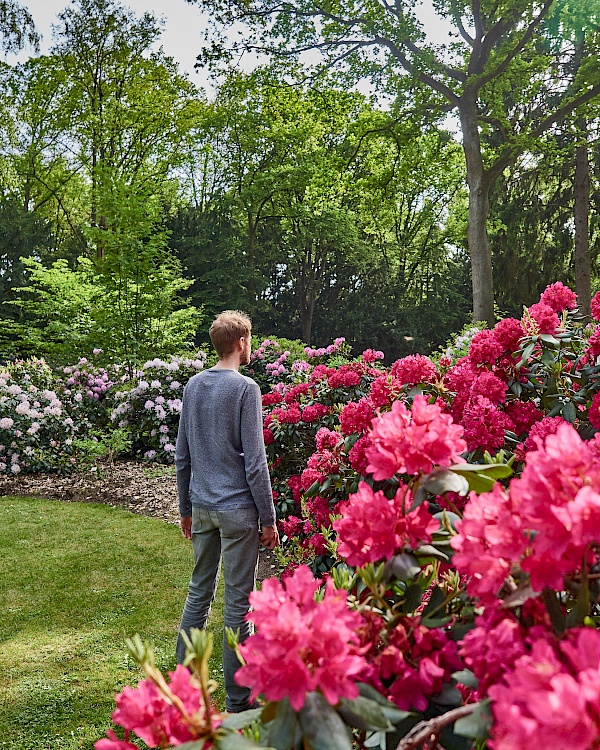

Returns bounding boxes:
[468,329,504,366]
[539,281,577,313]
[348,434,371,474]
[315,427,339,452]
[328,366,362,389]
[369,373,404,408]
[588,392,600,429]
[333,482,438,566]
[461,395,511,452]
[106,665,207,748]
[263,428,274,445]
[505,400,543,435]
[518,415,567,455]
[391,354,438,386]
[586,326,600,361]
[287,474,303,503]
[361,348,384,362]
[591,291,600,321]
[339,398,376,435]
[301,403,329,422]
[524,302,560,335]
[236,566,366,710]
[492,317,525,353]
[95,730,138,750]
[366,395,466,479]
[489,630,600,750]
[451,483,528,602]
[284,383,311,404]
[262,392,283,406]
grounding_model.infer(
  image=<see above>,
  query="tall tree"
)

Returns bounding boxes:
[190,0,600,325]
[0,0,37,53]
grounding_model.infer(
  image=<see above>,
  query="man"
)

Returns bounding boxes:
[174,310,279,712]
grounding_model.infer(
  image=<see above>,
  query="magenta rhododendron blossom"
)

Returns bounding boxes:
[236,566,366,710]
[100,665,208,749]
[589,393,600,429]
[539,281,578,313]
[391,354,438,386]
[461,395,511,452]
[489,629,600,750]
[333,482,438,566]
[492,317,525,353]
[591,291,600,321]
[366,395,466,479]
[339,398,376,435]
[468,329,504,366]
[95,730,138,750]
[524,302,560,334]
[451,483,527,602]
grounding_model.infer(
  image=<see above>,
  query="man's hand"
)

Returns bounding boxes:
[259,524,279,550]
[180,516,192,540]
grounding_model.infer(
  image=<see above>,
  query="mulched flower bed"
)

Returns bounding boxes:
[0,460,278,581]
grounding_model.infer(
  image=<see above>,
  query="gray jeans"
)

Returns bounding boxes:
[175,504,259,712]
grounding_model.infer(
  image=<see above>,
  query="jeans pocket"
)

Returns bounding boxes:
[219,507,258,539]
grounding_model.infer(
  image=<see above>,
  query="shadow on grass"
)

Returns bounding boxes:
[0,496,226,750]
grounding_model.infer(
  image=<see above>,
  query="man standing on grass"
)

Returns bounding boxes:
[174,310,279,712]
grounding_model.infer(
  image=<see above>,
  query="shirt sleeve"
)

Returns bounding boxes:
[241,382,276,526]
[175,396,192,517]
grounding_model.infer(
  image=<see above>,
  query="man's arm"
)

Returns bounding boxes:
[175,396,193,533]
[240,382,277,530]
[260,524,279,549]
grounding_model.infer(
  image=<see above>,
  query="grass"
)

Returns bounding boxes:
[0,496,225,750]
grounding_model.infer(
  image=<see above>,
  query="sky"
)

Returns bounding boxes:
[9,0,455,94]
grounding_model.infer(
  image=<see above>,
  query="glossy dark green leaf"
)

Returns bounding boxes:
[415,544,450,563]
[562,400,577,423]
[422,586,446,618]
[266,698,301,750]
[402,582,423,613]
[356,684,413,725]
[421,469,469,497]
[430,684,463,707]
[298,692,352,750]
[452,669,479,689]
[453,700,492,740]
[221,708,264,730]
[384,553,421,582]
[337,696,392,731]
[216,733,270,750]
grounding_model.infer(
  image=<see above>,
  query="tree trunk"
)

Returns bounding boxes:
[459,97,495,326]
[574,120,591,318]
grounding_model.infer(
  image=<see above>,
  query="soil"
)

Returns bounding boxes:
[0,460,279,582]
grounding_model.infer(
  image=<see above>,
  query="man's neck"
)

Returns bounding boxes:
[212,355,241,371]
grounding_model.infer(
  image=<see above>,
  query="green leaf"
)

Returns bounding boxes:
[421,586,445,618]
[540,334,560,346]
[174,741,208,750]
[221,708,264,730]
[337,696,392,731]
[356,684,413,725]
[562,401,577,423]
[266,698,301,750]
[420,468,469,497]
[542,588,566,635]
[454,700,492,740]
[298,692,352,750]
[520,341,536,363]
[402,582,423,613]
[216,733,268,750]
[566,562,589,628]
[430,684,463,707]
[452,669,479,689]
[305,480,321,498]
[384,553,421,582]
[450,464,512,479]
[414,544,450,563]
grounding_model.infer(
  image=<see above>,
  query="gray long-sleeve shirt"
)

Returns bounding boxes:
[174,368,276,526]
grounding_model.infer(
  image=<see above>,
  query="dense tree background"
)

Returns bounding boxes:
[0,0,599,363]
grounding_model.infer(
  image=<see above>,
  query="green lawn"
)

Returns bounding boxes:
[0,496,225,750]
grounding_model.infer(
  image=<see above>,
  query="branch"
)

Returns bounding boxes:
[451,12,475,47]
[394,704,478,750]
[475,0,554,90]
[486,81,600,184]
[471,0,485,41]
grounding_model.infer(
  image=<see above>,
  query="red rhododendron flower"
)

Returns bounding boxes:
[284,383,311,404]
[301,403,329,422]
[366,395,466,479]
[539,281,577,313]
[282,515,304,538]
[391,354,438,386]
[333,482,438,567]
[505,400,543,435]
[95,730,139,750]
[524,302,560,335]
[493,317,525,353]
[586,326,600,360]
[489,629,600,750]
[468,330,504,366]
[339,398,376,435]
[328,366,362,389]
[361,348,384,363]
[315,427,339,452]
[287,474,303,503]
[469,370,508,405]
[369,373,404,408]
[461,395,511,452]
[348,434,371,474]
[263,428,274,445]
[588,392,600,429]
[236,566,366,710]
[271,405,301,424]
[591,291,600,321]
[262,391,283,406]
[357,614,463,711]
[303,495,334,530]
